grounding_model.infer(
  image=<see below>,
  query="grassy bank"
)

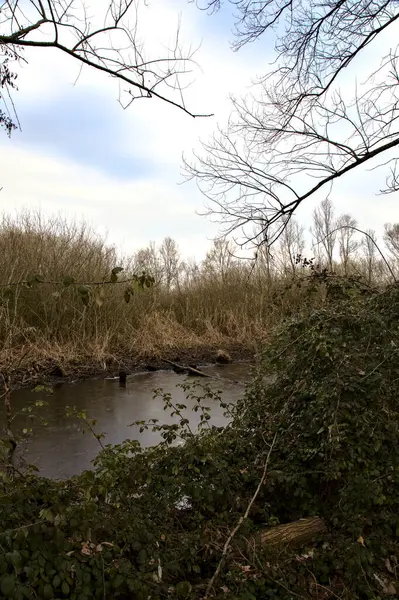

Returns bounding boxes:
[0,209,398,386]
[0,213,321,383]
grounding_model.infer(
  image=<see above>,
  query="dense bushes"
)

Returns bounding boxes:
[1,274,399,598]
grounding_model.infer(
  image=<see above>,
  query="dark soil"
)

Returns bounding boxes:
[4,344,256,392]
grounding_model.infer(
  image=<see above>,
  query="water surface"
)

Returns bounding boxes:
[3,363,252,479]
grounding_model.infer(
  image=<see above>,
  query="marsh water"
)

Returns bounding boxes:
[3,363,252,479]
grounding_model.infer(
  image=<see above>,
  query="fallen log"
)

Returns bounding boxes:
[161,358,211,378]
[160,357,246,386]
[258,516,326,551]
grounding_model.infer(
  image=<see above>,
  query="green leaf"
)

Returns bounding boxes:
[63,276,75,287]
[113,574,124,588]
[124,288,131,303]
[1,574,16,597]
[192,565,201,574]
[7,551,21,568]
[26,274,44,287]
[175,581,192,597]
[61,581,70,595]
[77,285,90,296]
[111,267,123,283]
[42,583,53,599]
[77,285,90,305]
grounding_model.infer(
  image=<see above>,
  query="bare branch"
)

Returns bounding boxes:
[0,0,212,124]
[185,30,399,248]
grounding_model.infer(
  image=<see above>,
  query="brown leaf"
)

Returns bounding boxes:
[81,542,92,556]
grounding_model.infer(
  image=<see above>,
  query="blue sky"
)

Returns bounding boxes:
[10,90,153,179]
[0,0,398,260]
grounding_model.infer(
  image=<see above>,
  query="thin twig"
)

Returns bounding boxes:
[0,519,46,537]
[203,432,277,599]
[0,276,149,289]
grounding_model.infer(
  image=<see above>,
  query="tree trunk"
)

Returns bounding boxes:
[258,517,326,550]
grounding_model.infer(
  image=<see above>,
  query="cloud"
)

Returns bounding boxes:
[2,0,269,179]
[0,0,272,264]
[8,88,155,179]
[0,144,219,260]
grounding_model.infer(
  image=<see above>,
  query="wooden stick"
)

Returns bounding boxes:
[160,358,211,377]
[160,358,246,385]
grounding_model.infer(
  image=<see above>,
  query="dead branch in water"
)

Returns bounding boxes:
[160,357,245,385]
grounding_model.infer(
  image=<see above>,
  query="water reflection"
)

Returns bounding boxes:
[1,363,251,479]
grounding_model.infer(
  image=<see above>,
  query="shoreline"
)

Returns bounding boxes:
[3,344,257,392]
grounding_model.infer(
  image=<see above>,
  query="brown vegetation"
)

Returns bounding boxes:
[0,203,398,384]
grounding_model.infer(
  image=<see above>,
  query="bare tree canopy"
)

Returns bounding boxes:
[0,0,208,133]
[187,0,399,248]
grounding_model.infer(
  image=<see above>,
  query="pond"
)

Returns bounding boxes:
[2,363,252,479]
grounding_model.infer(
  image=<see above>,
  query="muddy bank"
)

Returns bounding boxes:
[1,344,257,392]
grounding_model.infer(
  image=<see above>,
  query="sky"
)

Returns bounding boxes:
[0,0,398,262]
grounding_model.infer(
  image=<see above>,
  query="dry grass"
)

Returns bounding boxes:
[0,212,339,376]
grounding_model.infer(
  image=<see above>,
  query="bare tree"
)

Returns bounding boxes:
[383,223,399,274]
[360,229,378,283]
[336,214,360,275]
[179,257,201,287]
[311,199,337,271]
[159,237,181,291]
[0,0,208,132]
[133,242,162,281]
[276,218,305,276]
[186,0,399,248]
[203,238,236,282]
[254,242,275,280]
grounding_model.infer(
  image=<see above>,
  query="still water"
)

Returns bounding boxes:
[3,363,252,479]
